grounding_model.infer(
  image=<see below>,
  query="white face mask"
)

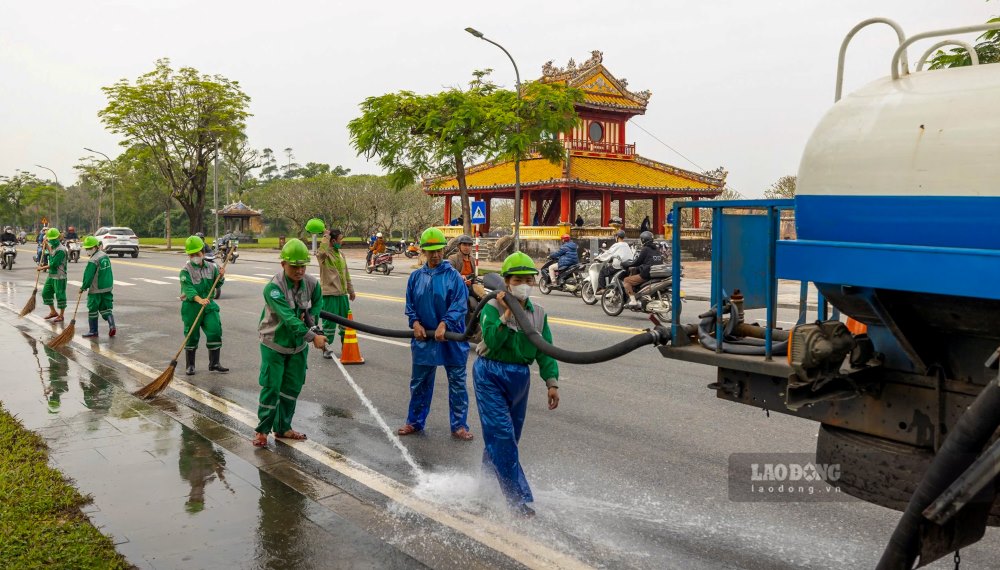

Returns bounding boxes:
[190,254,204,263]
[509,283,532,301]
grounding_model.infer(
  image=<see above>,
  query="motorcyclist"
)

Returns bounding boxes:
[64,226,79,241]
[621,231,664,308]
[0,226,16,243]
[447,234,483,299]
[195,232,212,256]
[35,226,49,264]
[595,230,634,290]
[368,232,386,268]
[547,235,578,287]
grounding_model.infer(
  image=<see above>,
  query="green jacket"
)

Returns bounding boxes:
[180,260,223,311]
[479,299,559,386]
[81,250,113,294]
[47,243,67,279]
[258,273,323,354]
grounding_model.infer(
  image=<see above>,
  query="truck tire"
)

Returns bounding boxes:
[816,424,1000,523]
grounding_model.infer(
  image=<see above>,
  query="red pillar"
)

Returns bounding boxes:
[618,198,626,224]
[653,196,666,235]
[601,192,612,225]
[560,188,571,224]
[521,191,531,226]
[483,197,491,233]
[443,196,452,225]
[692,197,701,228]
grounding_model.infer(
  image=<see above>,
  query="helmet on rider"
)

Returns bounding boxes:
[195,232,205,239]
[616,230,626,240]
[376,232,383,238]
[280,238,311,266]
[456,234,474,245]
[501,252,539,276]
[419,227,447,251]
[82,236,100,250]
[640,231,654,245]
[561,234,571,242]
[185,235,205,255]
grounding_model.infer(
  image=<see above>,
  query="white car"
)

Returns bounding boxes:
[95,226,139,258]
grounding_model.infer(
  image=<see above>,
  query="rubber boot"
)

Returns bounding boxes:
[185,348,197,376]
[106,314,117,337]
[208,349,229,373]
[82,318,99,338]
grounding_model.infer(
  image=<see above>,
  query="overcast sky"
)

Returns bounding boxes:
[1,1,994,197]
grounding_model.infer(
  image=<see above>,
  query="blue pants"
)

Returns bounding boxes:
[473,357,533,506]
[406,363,469,432]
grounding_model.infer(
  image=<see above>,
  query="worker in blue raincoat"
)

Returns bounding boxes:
[474,251,560,518]
[397,227,474,441]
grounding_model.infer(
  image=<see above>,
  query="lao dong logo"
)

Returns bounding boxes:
[751,461,840,482]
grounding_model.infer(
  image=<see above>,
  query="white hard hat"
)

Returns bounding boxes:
[376,232,383,237]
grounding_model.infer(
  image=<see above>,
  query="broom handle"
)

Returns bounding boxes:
[169,247,234,361]
[69,290,84,322]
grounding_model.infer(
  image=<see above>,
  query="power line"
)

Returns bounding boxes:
[628,119,706,172]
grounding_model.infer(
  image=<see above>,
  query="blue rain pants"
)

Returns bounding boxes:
[473,356,533,506]
[405,363,469,432]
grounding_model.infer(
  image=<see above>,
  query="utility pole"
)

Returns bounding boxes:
[84,148,115,226]
[214,138,220,243]
[34,165,60,229]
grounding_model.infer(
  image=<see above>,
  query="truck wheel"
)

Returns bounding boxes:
[131,251,138,258]
[118,252,124,258]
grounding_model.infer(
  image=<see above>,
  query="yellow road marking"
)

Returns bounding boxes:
[112,259,639,334]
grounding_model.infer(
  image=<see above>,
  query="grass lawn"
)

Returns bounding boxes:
[0,405,128,569]
[140,236,363,249]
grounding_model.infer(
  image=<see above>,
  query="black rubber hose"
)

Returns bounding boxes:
[504,295,669,364]
[697,304,788,356]
[877,376,1000,569]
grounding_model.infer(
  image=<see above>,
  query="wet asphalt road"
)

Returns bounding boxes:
[2,247,998,569]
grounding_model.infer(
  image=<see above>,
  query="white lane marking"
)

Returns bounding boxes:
[68,280,83,287]
[11,310,591,570]
[134,278,170,285]
[164,276,180,280]
[253,273,273,278]
[356,333,410,348]
[113,280,135,287]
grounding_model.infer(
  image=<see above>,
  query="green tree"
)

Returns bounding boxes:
[220,135,260,202]
[98,58,251,233]
[764,175,796,199]
[0,171,43,227]
[348,70,582,236]
[928,16,1000,69]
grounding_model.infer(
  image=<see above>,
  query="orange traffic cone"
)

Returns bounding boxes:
[340,310,365,365]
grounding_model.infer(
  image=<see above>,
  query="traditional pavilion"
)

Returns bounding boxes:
[216,201,264,235]
[425,51,726,237]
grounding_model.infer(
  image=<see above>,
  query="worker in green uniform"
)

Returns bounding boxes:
[253,238,327,448]
[38,227,68,322]
[474,251,561,517]
[316,227,355,358]
[79,235,116,338]
[179,235,228,376]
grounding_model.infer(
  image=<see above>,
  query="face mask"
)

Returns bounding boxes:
[333,243,341,250]
[509,284,532,301]
[190,254,203,263]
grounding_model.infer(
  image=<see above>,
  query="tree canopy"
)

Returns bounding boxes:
[764,175,797,199]
[98,58,251,233]
[348,70,582,235]
[928,16,1000,69]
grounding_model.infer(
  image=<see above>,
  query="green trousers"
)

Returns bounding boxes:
[181,303,222,350]
[255,345,308,434]
[87,292,114,320]
[321,294,351,341]
[42,277,67,309]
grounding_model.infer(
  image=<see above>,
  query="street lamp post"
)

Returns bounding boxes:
[465,27,523,250]
[84,148,115,226]
[34,164,60,229]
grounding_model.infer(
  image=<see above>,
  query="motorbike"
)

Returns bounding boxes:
[538,258,586,297]
[217,239,239,264]
[386,244,403,256]
[404,243,420,258]
[366,251,394,275]
[203,248,224,299]
[66,239,81,263]
[600,264,681,320]
[17,234,27,245]
[581,259,610,305]
[463,274,493,344]
[1,241,16,270]
[34,242,49,266]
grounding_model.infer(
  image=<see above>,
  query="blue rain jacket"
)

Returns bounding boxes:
[549,241,579,269]
[405,260,469,366]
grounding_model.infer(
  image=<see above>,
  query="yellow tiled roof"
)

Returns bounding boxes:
[581,92,645,109]
[569,156,715,189]
[432,157,563,190]
[426,154,723,193]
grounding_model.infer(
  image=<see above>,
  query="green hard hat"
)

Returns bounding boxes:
[305,218,326,234]
[185,235,205,255]
[82,236,100,249]
[419,227,447,251]
[501,251,539,276]
[45,227,60,240]
[280,238,311,265]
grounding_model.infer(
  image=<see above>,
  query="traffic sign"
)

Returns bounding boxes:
[470,201,487,224]
[41,217,48,226]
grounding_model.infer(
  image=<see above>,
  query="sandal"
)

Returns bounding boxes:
[451,428,474,441]
[274,429,307,440]
[51,316,64,323]
[252,433,269,447]
[397,424,420,436]
[43,313,59,320]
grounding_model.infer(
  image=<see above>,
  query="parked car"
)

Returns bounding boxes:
[95,227,139,258]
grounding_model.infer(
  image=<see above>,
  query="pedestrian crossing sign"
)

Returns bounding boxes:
[471,201,486,224]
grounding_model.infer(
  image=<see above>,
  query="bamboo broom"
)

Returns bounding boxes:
[47,290,85,348]
[135,247,232,399]
[19,241,49,317]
